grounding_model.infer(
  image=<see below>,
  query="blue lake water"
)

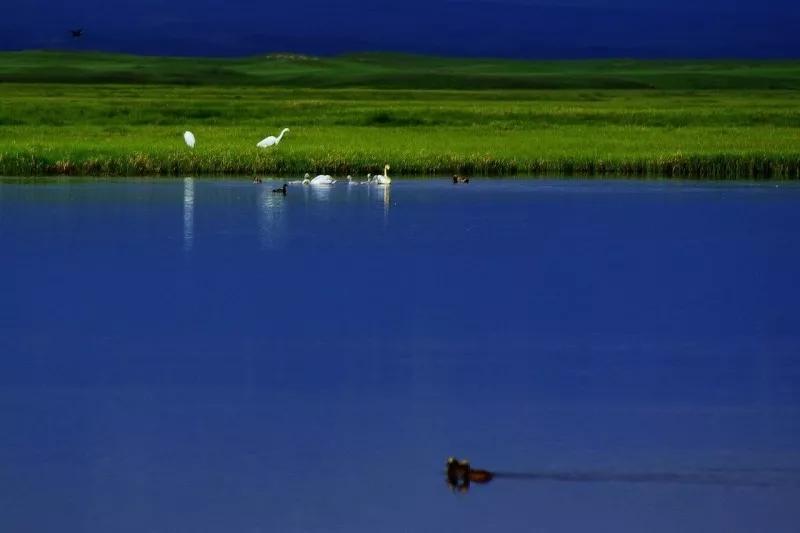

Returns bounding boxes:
[1,178,799,532]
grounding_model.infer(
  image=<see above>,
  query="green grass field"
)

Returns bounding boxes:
[1,51,799,178]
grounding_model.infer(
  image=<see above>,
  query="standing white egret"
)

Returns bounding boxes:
[183,131,196,148]
[257,128,290,148]
[373,164,391,184]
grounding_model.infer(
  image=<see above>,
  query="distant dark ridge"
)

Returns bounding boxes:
[1,51,799,89]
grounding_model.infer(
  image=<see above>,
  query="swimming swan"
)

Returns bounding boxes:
[257,128,290,148]
[373,164,391,185]
[347,175,369,185]
[303,173,336,185]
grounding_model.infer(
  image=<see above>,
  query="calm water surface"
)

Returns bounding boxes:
[1,178,799,532]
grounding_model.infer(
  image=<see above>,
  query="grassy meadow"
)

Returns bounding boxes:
[1,51,799,178]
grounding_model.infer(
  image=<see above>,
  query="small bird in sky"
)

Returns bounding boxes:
[70,29,84,38]
[446,458,493,492]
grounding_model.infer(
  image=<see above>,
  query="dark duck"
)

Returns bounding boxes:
[446,457,493,492]
[272,183,288,195]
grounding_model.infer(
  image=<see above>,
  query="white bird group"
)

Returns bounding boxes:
[182,128,290,150]
[297,168,391,186]
[181,129,392,186]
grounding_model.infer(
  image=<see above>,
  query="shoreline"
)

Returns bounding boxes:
[2,153,798,179]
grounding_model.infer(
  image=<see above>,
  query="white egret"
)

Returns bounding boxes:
[183,131,196,148]
[257,128,290,148]
[373,164,391,185]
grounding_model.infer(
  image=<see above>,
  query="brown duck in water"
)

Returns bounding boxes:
[272,183,288,195]
[452,175,470,184]
[446,457,494,492]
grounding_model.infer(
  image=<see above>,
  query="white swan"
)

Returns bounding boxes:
[311,175,336,185]
[373,164,391,185]
[303,172,336,185]
[183,131,196,148]
[257,128,290,148]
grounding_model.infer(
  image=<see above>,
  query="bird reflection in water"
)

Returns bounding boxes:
[382,183,391,222]
[258,186,287,249]
[310,183,332,203]
[182,177,194,251]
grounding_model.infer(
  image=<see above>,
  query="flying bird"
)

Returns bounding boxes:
[257,128,290,148]
[183,131,196,148]
[70,29,84,38]
[446,458,494,493]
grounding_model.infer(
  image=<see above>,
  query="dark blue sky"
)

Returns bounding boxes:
[2,0,799,58]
